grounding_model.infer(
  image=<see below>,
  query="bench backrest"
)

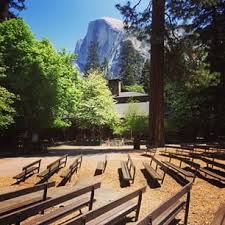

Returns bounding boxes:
[127,154,136,178]
[70,155,82,170]
[169,153,200,169]
[150,156,167,170]
[22,159,41,171]
[63,186,146,225]
[134,182,192,225]
[0,181,55,202]
[0,182,101,224]
[47,154,68,169]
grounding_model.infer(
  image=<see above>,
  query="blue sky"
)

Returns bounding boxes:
[20,0,128,52]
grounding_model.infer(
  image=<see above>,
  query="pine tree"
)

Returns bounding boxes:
[101,57,110,79]
[84,41,100,74]
[0,0,26,22]
[119,40,143,86]
[140,59,150,93]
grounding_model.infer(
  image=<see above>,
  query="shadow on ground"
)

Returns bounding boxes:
[0,148,142,159]
[140,169,161,189]
[118,168,131,188]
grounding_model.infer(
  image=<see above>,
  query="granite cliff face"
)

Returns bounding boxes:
[75,17,149,78]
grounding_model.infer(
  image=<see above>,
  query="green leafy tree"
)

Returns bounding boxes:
[0,19,80,131]
[74,70,119,131]
[124,84,145,93]
[113,101,148,149]
[84,41,100,74]
[0,65,16,129]
[119,40,143,85]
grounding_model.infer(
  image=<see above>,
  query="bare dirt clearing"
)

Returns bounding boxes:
[0,146,224,225]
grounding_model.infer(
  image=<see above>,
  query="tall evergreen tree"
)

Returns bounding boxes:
[140,59,150,93]
[0,0,26,22]
[101,57,110,79]
[84,41,100,74]
[119,40,143,86]
[117,1,165,146]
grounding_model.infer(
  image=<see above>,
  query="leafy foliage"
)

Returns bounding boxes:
[0,65,16,129]
[74,70,119,130]
[113,102,148,137]
[0,19,80,130]
[123,84,145,93]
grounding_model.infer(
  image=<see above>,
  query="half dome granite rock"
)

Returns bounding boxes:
[75,17,149,77]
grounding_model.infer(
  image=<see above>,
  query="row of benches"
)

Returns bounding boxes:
[0,180,195,225]
[167,153,225,183]
[13,154,109,185]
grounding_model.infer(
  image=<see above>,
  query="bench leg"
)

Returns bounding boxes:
[161,171,166,184]
[135,192,143,221]
[89,187,95,210]
[184,191,191,225]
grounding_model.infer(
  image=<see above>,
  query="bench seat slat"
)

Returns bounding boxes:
[23,197,91,225]
[143,163,162,180]
[0,196,44,216]
[86,200,137,225]
[96,161,105,171]
[153,201,185,225]
[163,161,194,177]
[121,161,132,180]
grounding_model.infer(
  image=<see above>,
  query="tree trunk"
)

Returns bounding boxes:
[0,0,9,22]
[149,0,165,147]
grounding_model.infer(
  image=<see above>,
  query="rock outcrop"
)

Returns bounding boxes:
[75,17,149,78]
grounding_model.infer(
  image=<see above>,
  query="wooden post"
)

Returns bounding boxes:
[41,183,48,214]
[184,191,191,225]
[179,160,182,168]
[89,187,95,210]
[161,171,166,184]
[38,160,41,173]
[135,191,143,221]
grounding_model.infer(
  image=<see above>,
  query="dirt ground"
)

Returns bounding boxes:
[0,146,224,225]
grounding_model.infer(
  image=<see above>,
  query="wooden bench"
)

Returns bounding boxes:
[37,155,68,181]
[143,156,166,184]
[199,167,225,183]
[60,155,83,184]
[62,186,146,225]
[145,145,157,156]
[0,182,101,225]
[210,204,225,225]
[13,159,41,182]
[170,153,225,183]
[134,182,192,225]
[96,155,107,173]
[121,154,136,184]
[0,181,55,218]
[162,156,195,182]
[163,145,194,155]
[201,157,225,171]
